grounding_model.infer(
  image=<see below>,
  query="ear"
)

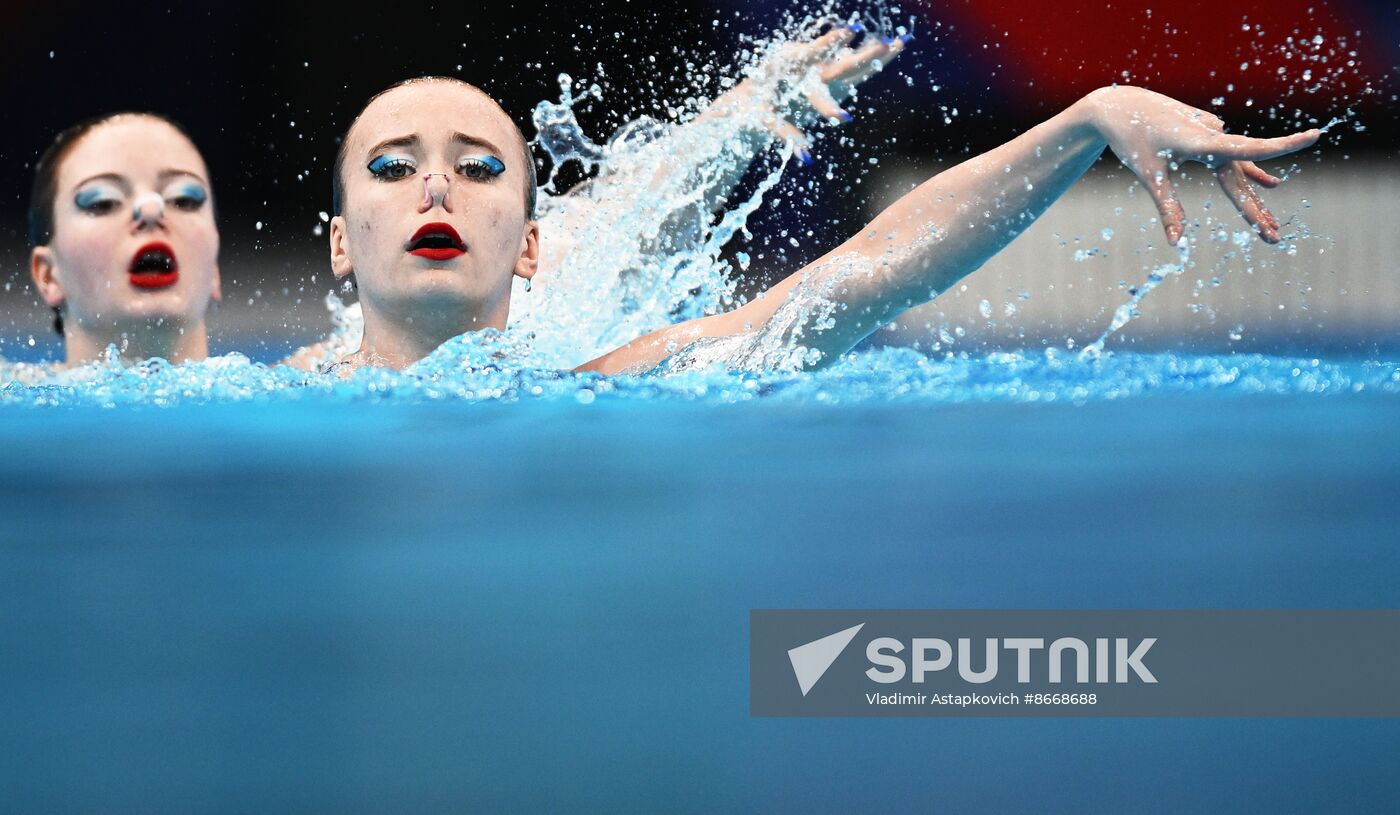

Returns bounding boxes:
[30,246,66,307]
[329,215,354,279]
[210,261,223,303]
[513,220,540,282]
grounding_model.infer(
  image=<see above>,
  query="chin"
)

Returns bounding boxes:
[398,265,499,305]
[115,291,206,325]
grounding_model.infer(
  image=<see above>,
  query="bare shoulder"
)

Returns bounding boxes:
[574,299,773,375]
[278,340,337,371]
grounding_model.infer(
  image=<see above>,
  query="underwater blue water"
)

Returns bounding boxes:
[2,349,1399,812]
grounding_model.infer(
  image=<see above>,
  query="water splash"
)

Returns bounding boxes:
[511,113,791,368]
[508,13,893,369]
[1316,108,1355,135]
[531,73,609,189]
[1081,236,1193,358]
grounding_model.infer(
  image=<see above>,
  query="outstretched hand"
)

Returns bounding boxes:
[708,23,910,163]
[1085,86,1320,244]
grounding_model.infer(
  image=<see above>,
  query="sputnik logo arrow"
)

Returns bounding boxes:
[787,623,865,696]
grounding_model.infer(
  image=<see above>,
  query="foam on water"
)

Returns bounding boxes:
[3,346,1397,409]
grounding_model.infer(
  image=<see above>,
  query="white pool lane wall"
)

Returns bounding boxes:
[866,160,1400,353]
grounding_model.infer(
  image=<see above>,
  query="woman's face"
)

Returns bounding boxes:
[331,81,537,325]
[33,116,221,333]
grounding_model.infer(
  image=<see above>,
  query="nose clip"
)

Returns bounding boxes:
[131,192,165,225]
[420,173,452,212]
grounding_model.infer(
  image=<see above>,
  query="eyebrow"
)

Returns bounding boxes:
[451,131,504,156]
[72,172,126,190]
[71,169,209,191]
[364,132,505,159]
[366,135,418,156]
[158,168,209,186]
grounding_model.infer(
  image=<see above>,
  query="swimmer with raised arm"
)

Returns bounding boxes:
[322,49,1317,374]
[287,25,906,369]
[27,114,222,366]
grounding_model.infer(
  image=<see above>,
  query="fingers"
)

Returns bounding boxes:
[820,35,907,86]
[1239,161,1282,188]
[1138,164,1187,245]
[762,25,912,125]
[764,117,813,165]
[1215,129,1320,162]
[791,27,856,72]
[1216,162,1281,243]
[803,82,849,122]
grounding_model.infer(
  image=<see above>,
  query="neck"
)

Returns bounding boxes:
[64,319,209,366]
[355,295,510,370]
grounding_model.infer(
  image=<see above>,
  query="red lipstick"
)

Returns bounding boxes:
[407,222,466,261]
[128,241,179,289]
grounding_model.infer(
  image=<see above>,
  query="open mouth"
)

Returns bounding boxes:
[406,222,466,261]
[128,242,179,289]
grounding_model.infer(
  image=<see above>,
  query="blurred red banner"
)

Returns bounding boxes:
[915,0,1384,106]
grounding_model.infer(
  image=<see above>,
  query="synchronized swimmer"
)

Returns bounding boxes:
[23,24,1318,376]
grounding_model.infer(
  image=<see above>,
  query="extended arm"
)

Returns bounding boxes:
[580,86,1319,375]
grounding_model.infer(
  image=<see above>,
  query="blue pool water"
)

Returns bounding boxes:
[2,350,1398,812]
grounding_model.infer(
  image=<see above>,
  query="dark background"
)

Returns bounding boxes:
[0,0,1394,357]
